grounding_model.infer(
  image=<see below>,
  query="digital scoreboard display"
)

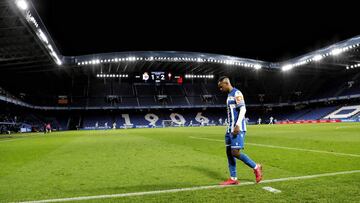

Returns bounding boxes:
[137,71,182,83]
[143,72,166,83]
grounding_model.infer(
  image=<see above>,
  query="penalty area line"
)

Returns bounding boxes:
[189,136,360,158]
[15,170,360,203]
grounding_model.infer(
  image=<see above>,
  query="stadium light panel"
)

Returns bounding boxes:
[16,0,28,10]
[254,64,262,70]
[331,48,342,56]
[282,64,293,71]
[55,58,62,66]
[37,29,49,44]
[313,55,323,62]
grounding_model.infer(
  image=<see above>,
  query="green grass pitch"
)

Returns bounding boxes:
[1,123,360,202]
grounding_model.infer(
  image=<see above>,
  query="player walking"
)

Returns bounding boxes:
[218,76,262,185]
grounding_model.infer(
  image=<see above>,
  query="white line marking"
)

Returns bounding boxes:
[262,186,281,193]
[0,138,22,143]
[15,170,360,203]
[335,126,355,129]
[189,136,360,158]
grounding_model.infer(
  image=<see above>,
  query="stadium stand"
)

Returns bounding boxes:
[295,106,338,120]
[324,105,360,119]
[1,0,360,133]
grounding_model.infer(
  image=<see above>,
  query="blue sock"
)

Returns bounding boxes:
[238,153,256,169]
[226,147,237,178]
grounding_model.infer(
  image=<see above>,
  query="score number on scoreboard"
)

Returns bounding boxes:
[142,72,171,83]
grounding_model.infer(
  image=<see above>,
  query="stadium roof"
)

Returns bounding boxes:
[0,0,62,71]
[1,0,360,75]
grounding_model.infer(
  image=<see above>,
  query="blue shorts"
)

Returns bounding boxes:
[225,131,246,149]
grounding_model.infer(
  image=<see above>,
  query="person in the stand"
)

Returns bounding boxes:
[105,122,108,129]
[112,122,117,130]
[257,118,262,125]
[189,120,193,127]
[218,118,223,125]
[95,121,99,129]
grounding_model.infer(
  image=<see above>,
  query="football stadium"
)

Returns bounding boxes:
[1,1,360,202]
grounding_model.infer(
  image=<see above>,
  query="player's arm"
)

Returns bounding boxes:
[233,91,246,135]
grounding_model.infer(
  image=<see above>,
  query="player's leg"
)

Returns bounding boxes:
[220,134,239,185]
[231,132,263,183]
[232,149,256,169]
[226,145,237,179]
[230,132,255,167]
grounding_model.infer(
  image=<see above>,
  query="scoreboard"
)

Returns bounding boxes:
[96,71,186,84]
[143,72,167,82]
[136,72,182,83]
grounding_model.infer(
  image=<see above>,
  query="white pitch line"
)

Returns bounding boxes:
[189,136,360,158]
[15,170,360,203]
[335,125,355,129]
[0,138,22,143]
[262,186,281,193]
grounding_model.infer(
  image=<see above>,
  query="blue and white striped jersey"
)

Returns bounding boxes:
[226,88,247,133]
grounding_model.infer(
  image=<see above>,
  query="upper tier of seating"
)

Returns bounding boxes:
[2,71,360,108]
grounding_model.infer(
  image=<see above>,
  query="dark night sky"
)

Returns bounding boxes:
[32,0,360,62]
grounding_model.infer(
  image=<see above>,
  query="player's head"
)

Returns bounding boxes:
[218,76,232,93]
